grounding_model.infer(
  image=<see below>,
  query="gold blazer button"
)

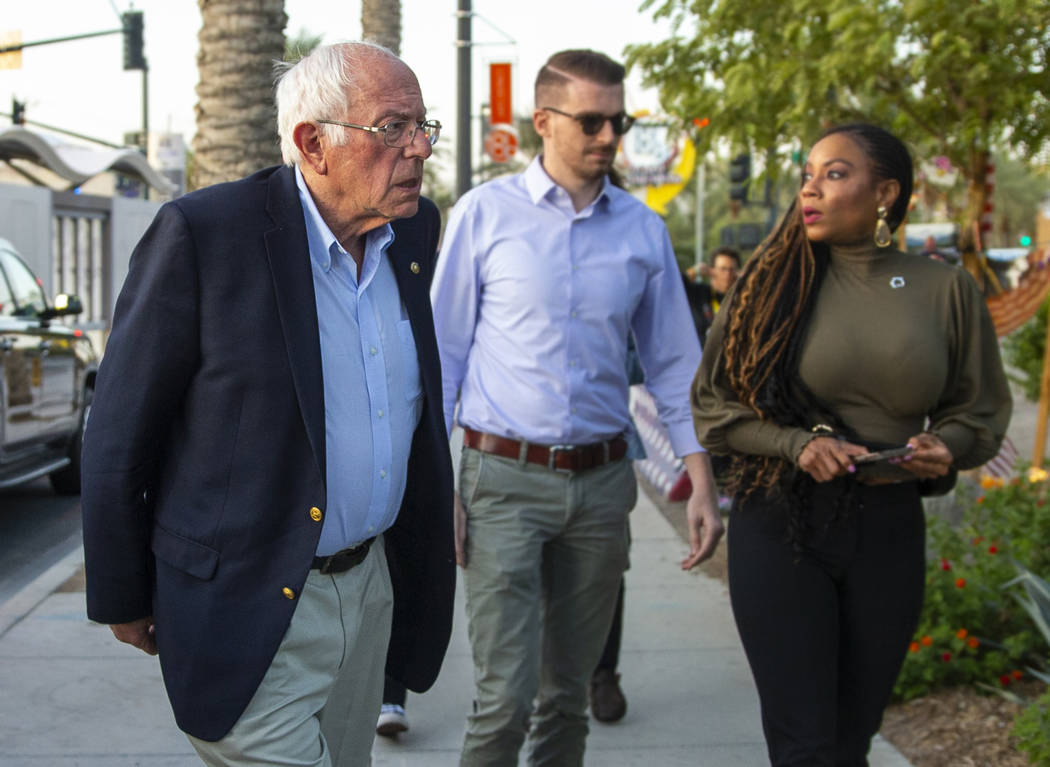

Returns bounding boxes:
[309,506,323,522]
[410,261,420,274]
[282,587,296,600]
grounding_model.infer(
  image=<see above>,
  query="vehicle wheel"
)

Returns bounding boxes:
[50,388,92,495]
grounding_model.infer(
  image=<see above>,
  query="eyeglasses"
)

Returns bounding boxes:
[540,107,635,136]
[317,118,442,147]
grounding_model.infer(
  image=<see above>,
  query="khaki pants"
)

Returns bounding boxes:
[188,539,393,767]
[458,448,634,767]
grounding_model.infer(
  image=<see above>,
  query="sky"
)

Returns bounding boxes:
[1,0,675,165]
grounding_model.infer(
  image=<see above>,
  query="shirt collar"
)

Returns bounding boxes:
[294,164,394,274]
[524,156,613,214]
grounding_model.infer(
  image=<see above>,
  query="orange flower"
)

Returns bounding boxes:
[940,558,952,571]
[980,475,997,489]
[956,628,968,639]
[972,536,984,546]
[977,496,986,503]
[942,652,952,662]
[909,641,920,653]
[988,545,999,554]
[1001,674,1012,686]
[967,637,980,649]
[1013,670,1024,680]
[921,635,933,647]
[955,577,967,588]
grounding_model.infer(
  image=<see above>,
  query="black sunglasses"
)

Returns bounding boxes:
[540,107,635,136]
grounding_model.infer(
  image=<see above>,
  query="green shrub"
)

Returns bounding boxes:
[1003,298,1049,403]
[893,470,1050,701]
[1013,689,1050,767]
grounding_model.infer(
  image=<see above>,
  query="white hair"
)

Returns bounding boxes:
[274,41,397,166]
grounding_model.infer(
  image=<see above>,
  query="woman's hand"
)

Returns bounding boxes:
[797,436,869,483]
[898,432,953,479]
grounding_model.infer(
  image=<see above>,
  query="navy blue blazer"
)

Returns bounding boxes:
[81,165,455,741]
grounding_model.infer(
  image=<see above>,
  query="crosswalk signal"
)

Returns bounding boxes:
[729,153,751,203]
[123,11,145,71]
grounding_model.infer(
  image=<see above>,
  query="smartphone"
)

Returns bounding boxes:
[853,446,914,465]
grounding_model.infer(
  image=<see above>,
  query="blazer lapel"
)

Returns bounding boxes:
[387,221,441,415]
[264,167,326,483]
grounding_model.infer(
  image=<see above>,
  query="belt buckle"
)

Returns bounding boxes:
[547,444,578,473]
[317,554,337,575]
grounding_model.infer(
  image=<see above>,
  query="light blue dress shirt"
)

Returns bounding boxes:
[431,157,703,458]
[295,167,423,556]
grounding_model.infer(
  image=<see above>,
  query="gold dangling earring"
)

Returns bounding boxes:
[874,205,892,248]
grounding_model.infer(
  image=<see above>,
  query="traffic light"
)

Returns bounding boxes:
[729,153,751,203]
[11,98,24,125]
[123,11,145,71]
[1020,235,1033,248]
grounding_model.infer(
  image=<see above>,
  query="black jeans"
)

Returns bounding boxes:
[728,479,925,767]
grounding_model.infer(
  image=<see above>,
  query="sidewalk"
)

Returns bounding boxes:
[0,481,911,766]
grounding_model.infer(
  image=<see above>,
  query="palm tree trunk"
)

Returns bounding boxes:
[361,0,401,56]
[193,0,287,188]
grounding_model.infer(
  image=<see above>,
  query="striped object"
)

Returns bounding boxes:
[982,435,1019,479]
[629,385,685,497]
[986,249,1050,338]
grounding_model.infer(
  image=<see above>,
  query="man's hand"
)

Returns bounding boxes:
[797,436,869,483]
[899,432,953,479]
[110,616,157,656]
[679,452,725,570]
[454,492,468,568]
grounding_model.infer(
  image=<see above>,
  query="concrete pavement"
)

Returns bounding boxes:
[0,478,911,766]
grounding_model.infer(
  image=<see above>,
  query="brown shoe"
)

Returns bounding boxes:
[590,668,627,722]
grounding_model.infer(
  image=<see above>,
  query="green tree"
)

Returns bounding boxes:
[285,27,322,62]
[626,0,1050,257]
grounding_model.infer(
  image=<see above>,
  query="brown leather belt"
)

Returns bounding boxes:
[312,537,376,574]
[463,427,627,473]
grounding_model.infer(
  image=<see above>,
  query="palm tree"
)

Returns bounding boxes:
[192,0,287,189]
[361,0,401,55]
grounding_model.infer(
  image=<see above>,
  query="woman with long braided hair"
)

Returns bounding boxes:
[692,123,1011,766]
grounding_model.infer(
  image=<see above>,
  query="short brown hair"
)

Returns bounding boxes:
[534,49,625,105]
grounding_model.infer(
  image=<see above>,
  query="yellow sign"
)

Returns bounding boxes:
[645,138,696,216]
[0,31,22,70]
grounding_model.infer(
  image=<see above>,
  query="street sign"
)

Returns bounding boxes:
[485,126,517,164]
[489,62,512,125]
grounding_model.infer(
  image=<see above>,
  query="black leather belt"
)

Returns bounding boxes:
[312,537,376,574]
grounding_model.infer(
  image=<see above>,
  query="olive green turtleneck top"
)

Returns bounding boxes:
[691,243,1012,470]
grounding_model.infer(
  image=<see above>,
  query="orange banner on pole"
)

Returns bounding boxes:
[489,62,512,125]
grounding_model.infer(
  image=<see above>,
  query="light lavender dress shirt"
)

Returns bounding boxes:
[431,157,703,458]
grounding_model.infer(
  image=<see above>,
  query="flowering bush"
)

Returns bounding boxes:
[892,470,1050,701]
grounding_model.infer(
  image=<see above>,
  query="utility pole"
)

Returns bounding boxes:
[455,0,472,199]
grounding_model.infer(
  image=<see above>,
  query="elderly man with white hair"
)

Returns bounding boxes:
[81,41,454,767]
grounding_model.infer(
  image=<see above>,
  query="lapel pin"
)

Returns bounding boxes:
[410,262,420,274]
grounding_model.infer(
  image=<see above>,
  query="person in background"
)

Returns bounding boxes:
[81,42,454,767]
[683,246,741,346]
[693,123,1011,765]
[431,49,723,766]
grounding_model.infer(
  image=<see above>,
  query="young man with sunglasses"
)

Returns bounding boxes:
[430,49,723,766]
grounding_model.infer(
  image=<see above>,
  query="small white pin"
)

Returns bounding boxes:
[890,276,906,289]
